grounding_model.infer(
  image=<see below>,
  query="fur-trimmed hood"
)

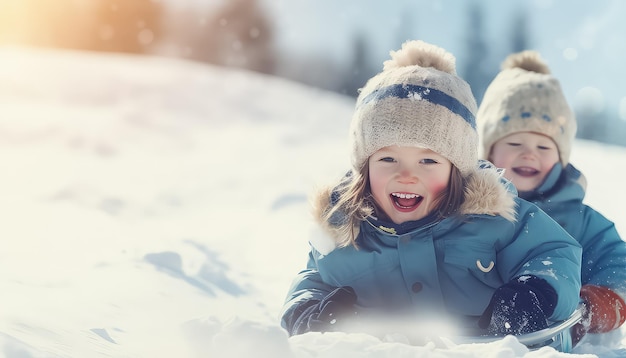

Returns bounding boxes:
[310,161,517,252]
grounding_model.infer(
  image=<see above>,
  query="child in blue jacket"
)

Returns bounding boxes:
[280,40,582,340]
[477,50,626,345]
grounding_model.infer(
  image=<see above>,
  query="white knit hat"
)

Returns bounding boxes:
[350,40,478,176]
[477,50,577,166]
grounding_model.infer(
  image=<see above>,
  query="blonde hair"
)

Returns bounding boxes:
[321,163,466,248]
[320,166,372,248]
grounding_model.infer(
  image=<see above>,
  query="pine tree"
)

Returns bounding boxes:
[461,1,495,103]
[84,0,165,54]
[204,0,275,74]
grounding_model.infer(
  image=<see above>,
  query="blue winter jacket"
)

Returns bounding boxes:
[281,164,582,334]
[519,163,626,294]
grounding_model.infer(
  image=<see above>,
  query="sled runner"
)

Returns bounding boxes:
[450,305,584,353]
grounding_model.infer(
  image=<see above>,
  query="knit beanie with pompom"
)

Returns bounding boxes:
[349,40,478,176]
[477,50,577,166]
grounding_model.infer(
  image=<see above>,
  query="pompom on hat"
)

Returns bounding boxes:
[349,40,478,176]
[477,50,577,166]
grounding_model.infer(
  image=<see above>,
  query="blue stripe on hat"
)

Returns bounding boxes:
[359,83,476,129]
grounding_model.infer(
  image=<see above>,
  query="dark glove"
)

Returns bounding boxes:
[290,286,358,336]
[479,275,557,336]
[571,285,626,346]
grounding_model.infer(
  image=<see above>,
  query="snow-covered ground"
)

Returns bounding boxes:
[0,46,624,357]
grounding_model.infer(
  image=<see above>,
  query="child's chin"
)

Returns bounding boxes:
[394,213,425,223]
[509,177,537,191]
[514,182,537,192]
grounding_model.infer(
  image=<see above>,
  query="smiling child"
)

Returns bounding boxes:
[280,41,582,340]
[477,50,626,345]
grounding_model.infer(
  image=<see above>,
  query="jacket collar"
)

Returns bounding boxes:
[366,212,439,236]
[311,160,517,252]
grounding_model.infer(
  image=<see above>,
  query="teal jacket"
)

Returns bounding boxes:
[519,163,626,294]
[281,163,582,333]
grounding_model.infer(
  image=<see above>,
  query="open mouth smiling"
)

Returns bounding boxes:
[390,192,423,212]
[512,166,540,177]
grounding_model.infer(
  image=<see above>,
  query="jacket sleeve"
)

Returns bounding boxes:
[280,249,337,331]
[577,206,626,295]
[497,198,583,322]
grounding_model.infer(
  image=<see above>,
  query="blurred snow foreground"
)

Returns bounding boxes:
[0,46,625,357]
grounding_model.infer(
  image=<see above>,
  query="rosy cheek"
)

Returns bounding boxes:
[429,180,448,195]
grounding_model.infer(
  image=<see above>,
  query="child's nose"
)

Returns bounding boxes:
[398,168,418,183]
[520,146,536,158]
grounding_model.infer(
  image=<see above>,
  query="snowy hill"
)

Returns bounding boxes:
[0,46,624,357]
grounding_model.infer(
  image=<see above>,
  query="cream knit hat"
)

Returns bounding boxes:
[477,50,576,166]
[350,40,478,176]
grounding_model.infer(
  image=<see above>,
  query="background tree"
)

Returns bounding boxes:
[202,0,275,74]
[392,10,416,53]
[510,8,530,53]
[341,31,378,97]
[603,112,626,146]
[575,89,609,143]
[460,1,496,103]
[83,0,165,54]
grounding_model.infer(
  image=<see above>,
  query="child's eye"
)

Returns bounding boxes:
[379,157,396,163]
[538,145,552,150]
[420,158,438,164]
[506,142,521,147]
